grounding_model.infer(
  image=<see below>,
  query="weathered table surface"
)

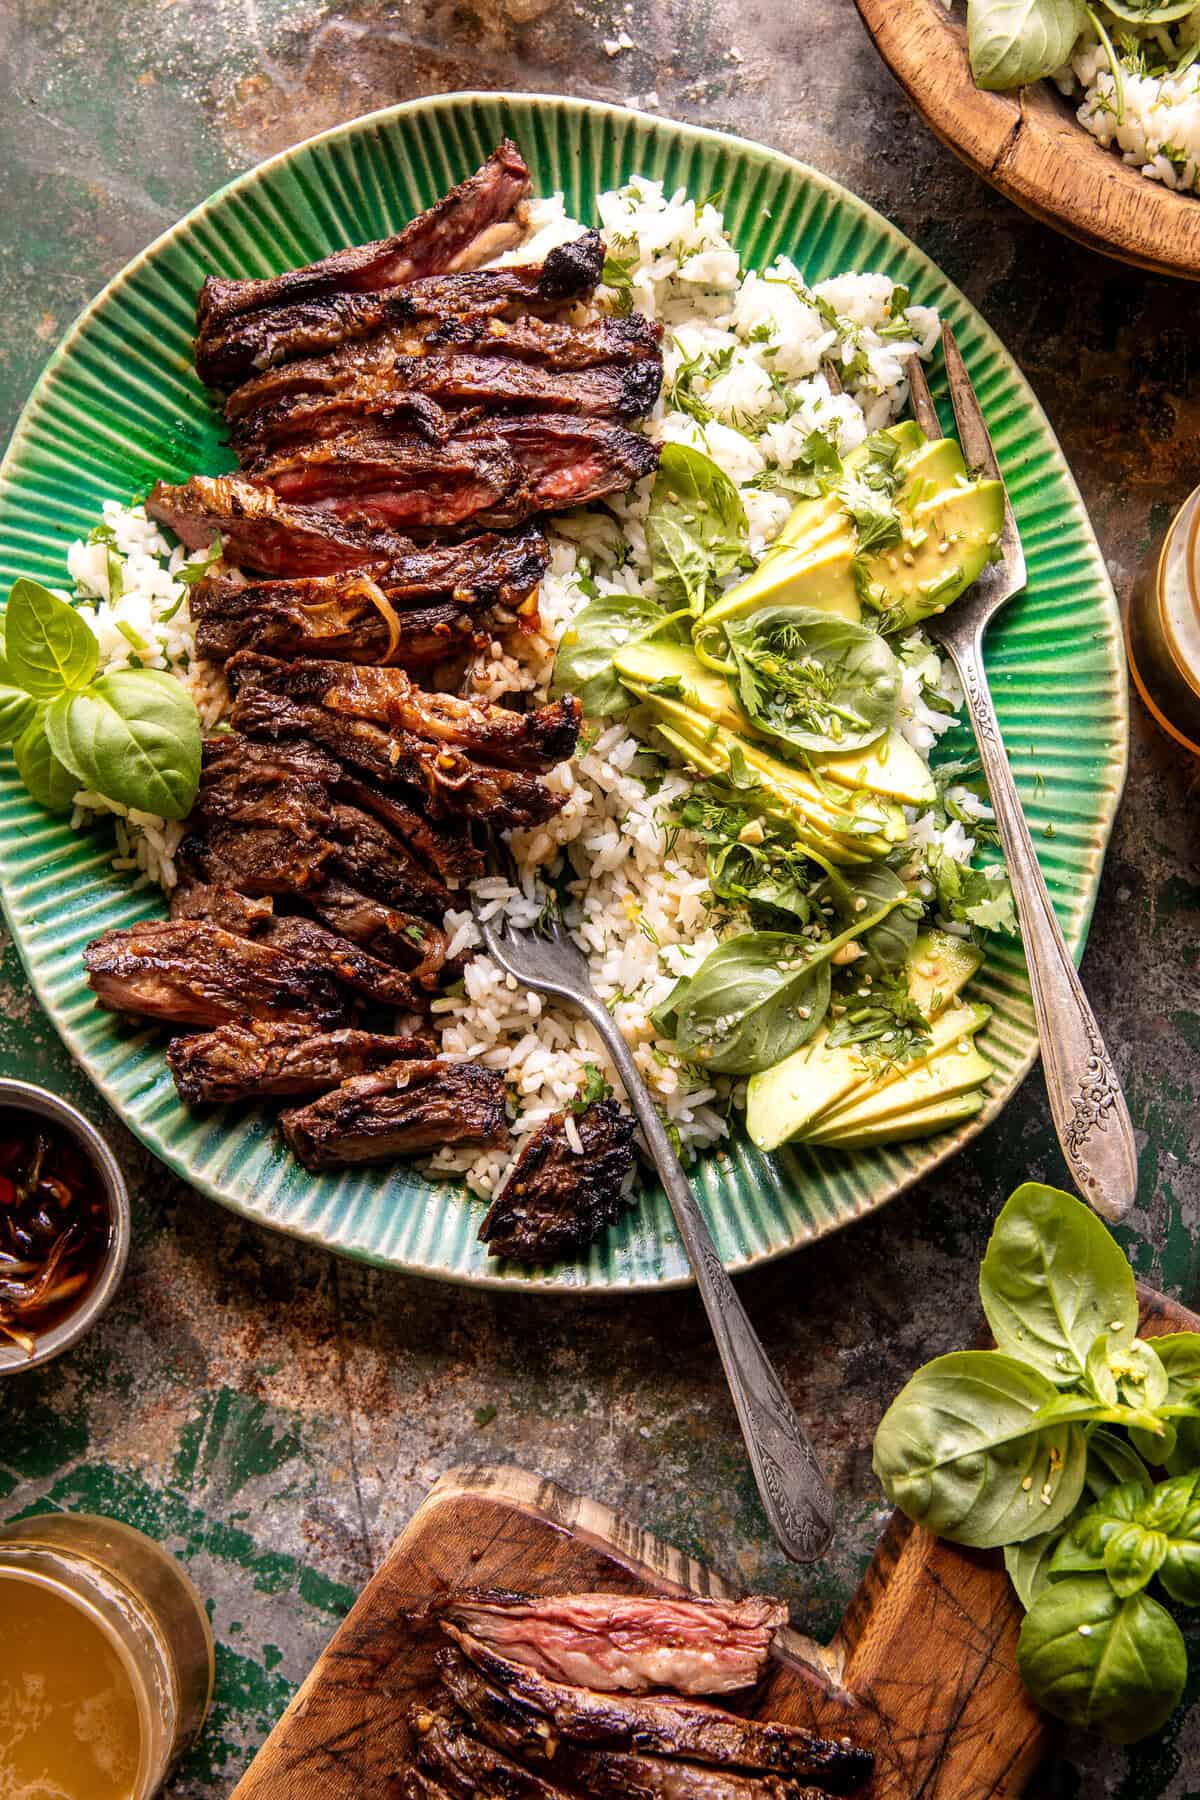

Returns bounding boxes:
[1,2,1199,1793]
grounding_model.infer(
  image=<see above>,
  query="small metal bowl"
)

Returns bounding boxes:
[0,1079,131,1375]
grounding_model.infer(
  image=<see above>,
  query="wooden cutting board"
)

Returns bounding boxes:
[231,1286,1198,1799]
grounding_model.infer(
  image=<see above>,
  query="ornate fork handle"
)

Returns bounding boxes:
[947,630,1137,1223]
[583,1000,835,1562]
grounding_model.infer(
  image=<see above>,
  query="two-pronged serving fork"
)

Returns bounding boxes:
[471,882,836,1565]
[906,326,1136,1224]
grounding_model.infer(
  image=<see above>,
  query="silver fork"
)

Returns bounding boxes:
[909,328,1137,1223]
[472,885,835,1563]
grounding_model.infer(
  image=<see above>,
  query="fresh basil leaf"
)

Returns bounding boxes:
[707,839,812,919]
[1153,1336,1200,1476]
[872,1349,1087,1547]
[979,1182,1137,1386]
[1005,1528,1071,1611]
[647,443,748,615]
[0,684,38,746]
[552,591,668,719]
[1103,0,1195,19]
[1104,1521,1168,1598]
[1084,1427,1154,1499]
[723,605,901,754]
[1139,1470,1200,1605]
[669,929,833,1074]
[13,712,78,813]
[4,578,98,698]
[967,0,1087,92]
[1018,1576,1187,1744]
[45,668,201,820]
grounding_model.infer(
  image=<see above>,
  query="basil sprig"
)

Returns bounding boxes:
[967,0,1087,90]
[0,579,201,820]
[874,1182,1200,1744]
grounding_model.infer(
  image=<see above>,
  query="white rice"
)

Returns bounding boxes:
[60,175,975,1198]
[1058,22,1200,195]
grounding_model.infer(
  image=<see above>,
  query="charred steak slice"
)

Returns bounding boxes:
[440,1593,787,1697]
[423,311,663,372]
[227,654,579,773]
[166,1020,435,1104]
[200,232,606,390]
[195,142,532,371]
[200,822,335,897]
[389,1770,459,1800]
[479,1737,828,1800]
[485,414,661,515]
[438,1638,872,1792]
[281,1061,509,1168]
[410,1704,572,1800]
[339,779,483,888]
[146,474,418,577]
[201,591,479,671]
[231,348,663,453]
[251,427,527,535]
[84,921,346,1030]
[308,877,448,982]
[230,688,564,830]
[478,1101,636,1264]
[327,804,453,917]
[261,917,424,1010]
[168,838,275,936]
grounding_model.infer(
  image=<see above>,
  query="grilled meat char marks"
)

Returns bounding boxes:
[195,142,533,378]
[198,222,605,390]
[479,1101,636,1264]
[281,1061,509,1168]
[148,473,419,577]
[412,1704,572,1800]
[167,1020,435,1105]
[440,1593,787,1698]
[438,1637,871,1792]
[84,921,348,1031]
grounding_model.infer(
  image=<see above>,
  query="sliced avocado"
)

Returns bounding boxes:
[638,690,902,854]
[703,535,861,629]
[871,480,1005,632]
[808,1037,994,1142]
[811,1089,984,1150]
[812,730,936,807]
[764,421,927,556]
[771,432,964,559]
[613,641,750,735]
[746,985,986,1153]
[906,929,984,1015]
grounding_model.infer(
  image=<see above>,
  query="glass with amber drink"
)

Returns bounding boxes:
[0,1513,213,1798]
[1128,484,1200,755]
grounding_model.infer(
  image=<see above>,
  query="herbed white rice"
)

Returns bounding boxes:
[1063,27,1200,195]
[62,176,985,1198]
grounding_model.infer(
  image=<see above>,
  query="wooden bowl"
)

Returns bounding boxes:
[855,0,1200,279]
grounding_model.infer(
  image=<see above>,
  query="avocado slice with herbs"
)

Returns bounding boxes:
[745,934,983,1151]
[809,1088,984,1150]
[812,730,936,807]
[808,1037,994,1142]
[747,998,989,1152]
[703,534,862,628]
[870,480,1005,632]
[641,693,904,862]
[614,640,750,735]
[769,430,962,559]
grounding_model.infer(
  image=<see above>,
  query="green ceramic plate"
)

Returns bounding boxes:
[0,93,1126,1291]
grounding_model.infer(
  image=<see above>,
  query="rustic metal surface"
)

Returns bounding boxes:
[1,2,1198,1793]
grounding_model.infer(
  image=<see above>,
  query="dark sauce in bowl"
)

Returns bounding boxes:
[0,1120,112,1355]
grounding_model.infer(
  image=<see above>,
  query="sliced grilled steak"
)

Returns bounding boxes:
[200,822,335,896]
[477,1737,828,1800]
[195,142,533,376]
[84,921,346,1030]
[478,1101,636,1264]
[440,1593,787,1697]
[199,232,605,389]
[486,414,661,514]
[147,474,418,576]
[192,529,548,665]
[308,877,448,982]
[262,917,424,1010]
[227,654,579,773]
[422,311,662,371]
[195,738,334,835]
[231,347,662,453]
[168,843,275,936]
[327,803,455,916]
[230,687,563,830]
[339,779,483,888]
[281,1061,509,1168]
[166,1020,435,1104]
[252,426,526,535]
[410,1705,571,1800]
[390,1769,459,1800]
[438,1638,872,1792]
